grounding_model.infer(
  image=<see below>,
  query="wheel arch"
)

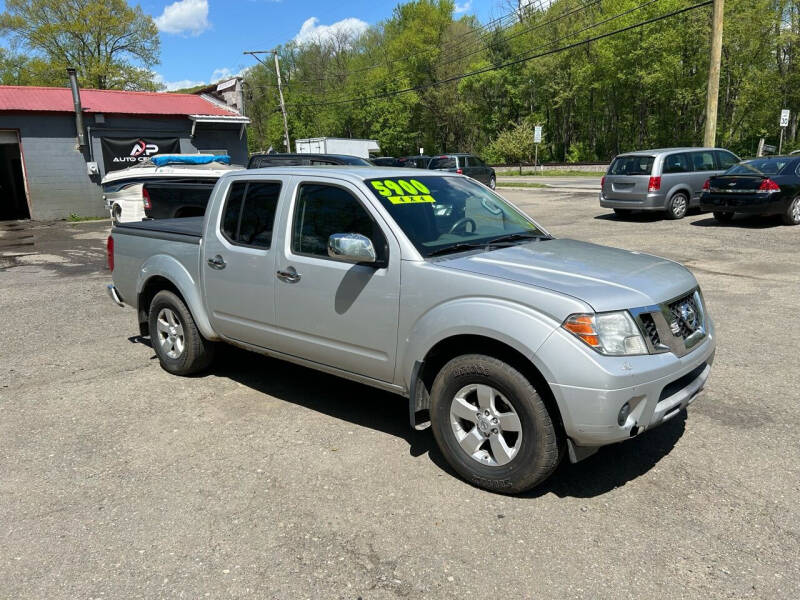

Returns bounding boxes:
[135,255,218,340]
[409,333,565,441]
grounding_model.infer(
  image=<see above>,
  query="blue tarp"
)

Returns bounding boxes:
[151,155,231,166]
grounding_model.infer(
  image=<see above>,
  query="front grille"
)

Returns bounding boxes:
[668,292,702,340]
[639,312,661,347]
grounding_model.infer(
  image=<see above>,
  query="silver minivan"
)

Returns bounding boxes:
[599,147,740,219]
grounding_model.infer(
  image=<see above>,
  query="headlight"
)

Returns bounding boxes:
[562,311,648,356]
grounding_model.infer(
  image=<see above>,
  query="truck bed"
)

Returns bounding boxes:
[113,216,204,242]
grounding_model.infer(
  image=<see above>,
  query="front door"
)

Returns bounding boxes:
[202,178,282,347]
[273,180,401,383]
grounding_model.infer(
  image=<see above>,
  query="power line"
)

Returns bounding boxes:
[246,0,602,90]
[283,0,712,109]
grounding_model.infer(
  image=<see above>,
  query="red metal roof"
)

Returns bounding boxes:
[0,85,237,117]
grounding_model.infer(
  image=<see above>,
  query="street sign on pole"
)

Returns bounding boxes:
[534,125,542,144]
[780,109,790,127]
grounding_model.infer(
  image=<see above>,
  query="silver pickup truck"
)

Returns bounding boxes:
[107,167,715,493]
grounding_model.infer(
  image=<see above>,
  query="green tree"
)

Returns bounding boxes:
[0,0,160,90]
[487,121,536,172]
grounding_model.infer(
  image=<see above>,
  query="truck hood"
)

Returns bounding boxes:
[436,238,697,312]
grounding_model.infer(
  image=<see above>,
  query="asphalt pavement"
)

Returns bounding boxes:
[1,193,798,599]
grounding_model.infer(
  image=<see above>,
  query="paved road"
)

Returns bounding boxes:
[497,175,601,190]
[1,196,798,599]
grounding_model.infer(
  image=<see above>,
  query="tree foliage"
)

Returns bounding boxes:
[244,0,800,160]
[0,0,160,90]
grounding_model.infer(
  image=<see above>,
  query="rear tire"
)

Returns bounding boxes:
[148,290,215,375]
[713,211,735,223]
[430,354,562,494]
[666,193,689,220]
[781,197,800,225]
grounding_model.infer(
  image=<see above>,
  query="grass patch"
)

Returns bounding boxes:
[67,213,107,222]
[499,169,606,177]
[496,181,548,188]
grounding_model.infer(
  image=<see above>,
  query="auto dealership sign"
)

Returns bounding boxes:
[100,137,181,172]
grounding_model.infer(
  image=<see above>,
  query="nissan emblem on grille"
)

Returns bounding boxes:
[680,301,698,331]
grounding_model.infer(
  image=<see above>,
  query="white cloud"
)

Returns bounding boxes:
[454,1,473,13]
[211,67,234,82]
[155,0,210,36]
[293,16,368,46]
[153,73,205,91]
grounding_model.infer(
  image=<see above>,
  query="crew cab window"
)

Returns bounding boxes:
[292,184,387,261]
[715,150,739,170]
[221,181,281,249]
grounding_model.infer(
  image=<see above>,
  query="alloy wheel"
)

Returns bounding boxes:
[156,308,185,359]
[449,384,523,466]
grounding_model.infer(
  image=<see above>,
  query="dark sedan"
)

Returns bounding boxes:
[700,156,800,225]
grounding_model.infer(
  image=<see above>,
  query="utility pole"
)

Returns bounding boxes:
[703,0,724,147]
[244,50,291,152]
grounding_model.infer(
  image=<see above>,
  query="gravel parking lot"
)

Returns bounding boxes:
[1,191,798,599]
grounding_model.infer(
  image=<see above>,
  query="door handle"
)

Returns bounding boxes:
[276,266,301,283]
[207,255,226,270]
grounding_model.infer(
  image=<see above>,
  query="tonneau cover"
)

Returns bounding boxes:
[115,216,204,237]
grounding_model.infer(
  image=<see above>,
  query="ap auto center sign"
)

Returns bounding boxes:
[100,137,181,172]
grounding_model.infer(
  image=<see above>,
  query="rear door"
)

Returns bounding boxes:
[272,178,401,382]
[603,155,654,200]
[202,178,283,347]
[688,151,718,202]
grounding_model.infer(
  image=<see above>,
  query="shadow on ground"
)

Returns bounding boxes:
[690,215,784,228]
[200,345,684,499]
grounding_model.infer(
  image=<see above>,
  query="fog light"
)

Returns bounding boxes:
[617,402,630,426]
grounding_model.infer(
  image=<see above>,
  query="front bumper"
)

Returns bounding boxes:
[542,326,716,449]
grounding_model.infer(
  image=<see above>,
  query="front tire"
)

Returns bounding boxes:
[782,197,800,225]
[430,354,562,494]
[666,193,689,220]
[148,290,215,375]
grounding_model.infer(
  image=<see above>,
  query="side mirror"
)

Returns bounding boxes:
[327,233,377,264]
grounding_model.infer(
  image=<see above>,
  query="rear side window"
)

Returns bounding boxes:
[715,150,739,169]
[292,184,387,261]
[728,158,790,176]
[609,155,654,175]
[470,156,486,167]
[690,151,716,171]
[221,181,281,248]
[663,153,691,174]
[429,157,456,169]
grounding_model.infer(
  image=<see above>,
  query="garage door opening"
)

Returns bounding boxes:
[0,131,30,220]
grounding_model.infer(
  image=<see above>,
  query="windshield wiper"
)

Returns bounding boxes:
[427,242,488,257]
[486,232,549,245]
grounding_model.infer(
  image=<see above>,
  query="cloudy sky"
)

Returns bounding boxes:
[138,0,498,90]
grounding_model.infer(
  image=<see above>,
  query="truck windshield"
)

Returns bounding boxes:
[609,155,655,175]
[366,176,546,258]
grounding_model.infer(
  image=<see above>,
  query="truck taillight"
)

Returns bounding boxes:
[702,179,710,191]
[648,176,661,192]
[142,187,151,210]
[107,235,114,272]
[758,178,780,192]
[601,175,605,188]
[456,168,463,175]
